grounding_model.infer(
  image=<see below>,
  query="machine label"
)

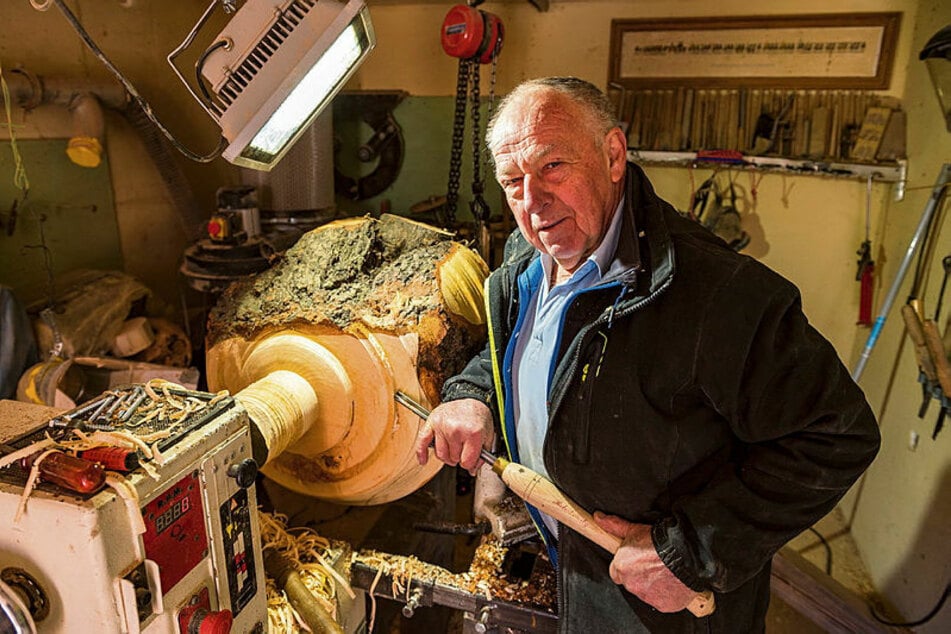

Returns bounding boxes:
[142,471,208,593]
[219,488,257,615]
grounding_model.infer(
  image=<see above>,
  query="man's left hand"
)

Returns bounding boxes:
[592,511,699,613]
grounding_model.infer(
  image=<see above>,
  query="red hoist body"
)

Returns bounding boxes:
[441,3,504,63]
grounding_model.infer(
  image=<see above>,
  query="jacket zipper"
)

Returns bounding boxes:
[548,276,672,423]
[574,329,608,464]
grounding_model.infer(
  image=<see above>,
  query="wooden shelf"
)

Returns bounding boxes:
[629,149,906,186]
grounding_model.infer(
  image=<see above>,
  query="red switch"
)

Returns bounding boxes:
[207,219,224,239]
[197,609,233,634]
[181,606,233,634]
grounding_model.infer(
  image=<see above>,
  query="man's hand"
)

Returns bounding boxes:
[593,511,699,613]
[414,398,495,473]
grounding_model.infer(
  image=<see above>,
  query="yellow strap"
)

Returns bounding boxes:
[484,275,508,453]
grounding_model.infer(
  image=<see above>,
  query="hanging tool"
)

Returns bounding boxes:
[853,164,951,380]
[922,256,951,438]
[394,391,716,618]
[441,2,503,259]
[856,176,876,327]
[901,303,939,417]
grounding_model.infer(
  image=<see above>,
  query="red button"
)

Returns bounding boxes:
[207,220,223,238]
[198,609,233,634]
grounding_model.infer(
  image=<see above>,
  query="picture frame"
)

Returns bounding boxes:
[609,13,901,89]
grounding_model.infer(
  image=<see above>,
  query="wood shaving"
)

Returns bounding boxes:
[353,535,557,613]
[0,438,55,469]
[259,511,350,634]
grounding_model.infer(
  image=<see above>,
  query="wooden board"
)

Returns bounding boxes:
[771,547,907,633]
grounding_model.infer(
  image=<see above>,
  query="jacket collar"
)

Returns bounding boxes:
[603,162,675,298]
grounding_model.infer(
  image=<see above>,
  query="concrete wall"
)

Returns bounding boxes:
[2,0,948,626]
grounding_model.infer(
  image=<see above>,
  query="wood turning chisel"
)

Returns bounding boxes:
[394,391,716,617]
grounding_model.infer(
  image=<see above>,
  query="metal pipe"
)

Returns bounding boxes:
[853,163,951,380]
[1,68,206,238]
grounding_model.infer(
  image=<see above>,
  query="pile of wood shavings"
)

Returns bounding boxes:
[353,534,556,615]
[259,511,355,633]
[0,379,208,521]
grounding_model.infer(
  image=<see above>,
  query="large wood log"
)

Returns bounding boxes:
[206,215,488,505]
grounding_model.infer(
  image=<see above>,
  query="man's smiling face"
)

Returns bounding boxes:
[490,89,627,273]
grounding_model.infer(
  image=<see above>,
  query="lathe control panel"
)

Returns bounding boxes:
[0,384,267,633]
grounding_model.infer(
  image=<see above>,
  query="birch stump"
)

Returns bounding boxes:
[205,215,488,505]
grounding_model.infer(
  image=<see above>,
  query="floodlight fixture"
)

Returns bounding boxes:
[920,25,951,132]
[169,0,377,171]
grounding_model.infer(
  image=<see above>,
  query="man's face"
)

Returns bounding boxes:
[490,91,627,272]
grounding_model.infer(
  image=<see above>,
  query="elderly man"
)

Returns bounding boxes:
[415,77,880,632]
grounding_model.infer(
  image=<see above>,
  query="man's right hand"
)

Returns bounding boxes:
[414,398,495,473]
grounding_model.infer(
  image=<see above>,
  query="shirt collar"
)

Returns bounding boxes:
[540,196,626,285]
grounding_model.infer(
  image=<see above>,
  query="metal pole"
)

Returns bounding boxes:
[853,163,951,381]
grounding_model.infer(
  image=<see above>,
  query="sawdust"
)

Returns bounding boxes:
[354,535,557,613]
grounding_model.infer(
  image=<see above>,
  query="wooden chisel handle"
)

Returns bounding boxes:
[494,458,716,617]
[902,305,938,381]
[394,390,716,617]
[922,320,951,396]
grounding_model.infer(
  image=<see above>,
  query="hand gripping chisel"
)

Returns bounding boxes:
[394,391,716,617]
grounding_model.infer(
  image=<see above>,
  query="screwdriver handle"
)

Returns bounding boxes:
[21,451,106,494]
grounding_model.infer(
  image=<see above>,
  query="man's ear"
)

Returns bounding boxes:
[606,127,627,183]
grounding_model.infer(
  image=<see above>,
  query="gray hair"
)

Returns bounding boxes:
[485,77,619,150]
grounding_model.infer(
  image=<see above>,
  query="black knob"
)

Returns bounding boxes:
[226,458,258,488]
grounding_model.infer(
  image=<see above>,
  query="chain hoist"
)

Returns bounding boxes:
[440,3,504,254]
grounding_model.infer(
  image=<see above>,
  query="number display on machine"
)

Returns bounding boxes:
[142,471,209,593]
[154,496,190,534]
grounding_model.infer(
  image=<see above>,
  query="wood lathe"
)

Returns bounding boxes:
[0,215,564,633]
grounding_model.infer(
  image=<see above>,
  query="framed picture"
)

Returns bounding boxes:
[609,13,901,89]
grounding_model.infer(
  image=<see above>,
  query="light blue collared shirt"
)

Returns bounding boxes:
[511,198,625,537]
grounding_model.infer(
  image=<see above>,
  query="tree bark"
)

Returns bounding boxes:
[206,215,488,504]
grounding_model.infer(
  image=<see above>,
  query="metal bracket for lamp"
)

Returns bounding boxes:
[168,0,377,172]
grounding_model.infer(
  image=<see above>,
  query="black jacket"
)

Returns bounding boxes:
[442,163,880,632]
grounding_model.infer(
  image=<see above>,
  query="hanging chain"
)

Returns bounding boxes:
[486,53,498,149]
[445,59,472,228]
[446,38,500,243]
[470,61,490,224]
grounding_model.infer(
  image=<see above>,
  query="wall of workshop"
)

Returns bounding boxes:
[0,1,242,311]
[2,0,947,624]
[846,0,951,630]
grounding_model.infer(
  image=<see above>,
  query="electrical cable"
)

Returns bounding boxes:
[48,0,226,163]
[0,61,29,193]
[907,186,949,304]
[806,527,833,575]
[195,39,230,105]
[871,581,950,627]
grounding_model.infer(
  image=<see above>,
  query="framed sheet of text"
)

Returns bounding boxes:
[609,13,901,89]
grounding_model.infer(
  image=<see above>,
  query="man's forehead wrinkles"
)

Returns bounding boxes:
[495,137,557,165]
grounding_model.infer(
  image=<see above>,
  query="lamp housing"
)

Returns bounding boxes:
[190,0,376,171]
[920,25,951,132]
